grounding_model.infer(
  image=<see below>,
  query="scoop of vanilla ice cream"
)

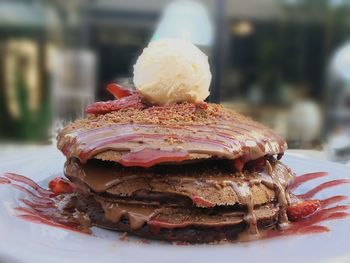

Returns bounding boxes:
[133,38,211,105]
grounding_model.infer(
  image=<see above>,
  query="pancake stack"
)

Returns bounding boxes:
[57,97,294,243]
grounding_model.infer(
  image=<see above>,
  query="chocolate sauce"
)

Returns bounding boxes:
[119,148,189,167]
[64,158,294,209]
[225,181,258,235]
[99,199,156,230]
[57,112,287,167]
[265,161,290,224]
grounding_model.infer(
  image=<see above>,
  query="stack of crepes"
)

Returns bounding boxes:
[57,84,294,243]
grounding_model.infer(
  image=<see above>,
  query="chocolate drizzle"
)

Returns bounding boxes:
[63,157,295,233]
[57,104,287,167]
[0,89,349,242]
[0,169,349,243]
[98,200,156,230]
[224,181,258,235]
[264,161,291,225]
[53,100,296,239]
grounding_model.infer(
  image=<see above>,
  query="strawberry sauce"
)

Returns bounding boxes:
[0,173,87,234]
[0,171,349,241]
[262,172,350,238]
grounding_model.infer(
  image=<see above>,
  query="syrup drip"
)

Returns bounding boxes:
[263,172,350,239]
[288,172,328,191]
[0,173,87,234]
[265,205,350,238]
[297,179,350,199]
[0,171,349,241]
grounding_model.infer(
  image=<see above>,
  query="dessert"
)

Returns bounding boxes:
[0,38,349,243]
[55,38,293,242]
[58,102,292,242]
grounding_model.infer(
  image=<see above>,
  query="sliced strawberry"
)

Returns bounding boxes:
[85,94,145,114]
[287,200,321,221]
[48,177,75,196]
[233,157,245,172]
[196,101,208,109]
[191,196,215,208]
[106,83,134,99]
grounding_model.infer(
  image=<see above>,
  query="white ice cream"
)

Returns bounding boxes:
[133,38,211,105]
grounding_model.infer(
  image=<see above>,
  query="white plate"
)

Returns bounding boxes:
[0,146,349,263]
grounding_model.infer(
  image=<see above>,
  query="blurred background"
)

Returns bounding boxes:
[1,0,350,163]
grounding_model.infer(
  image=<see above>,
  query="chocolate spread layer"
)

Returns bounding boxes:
[74,193,279,235]
[57,104,287,166]
[65,157,293,235]
[65,158,294,208]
